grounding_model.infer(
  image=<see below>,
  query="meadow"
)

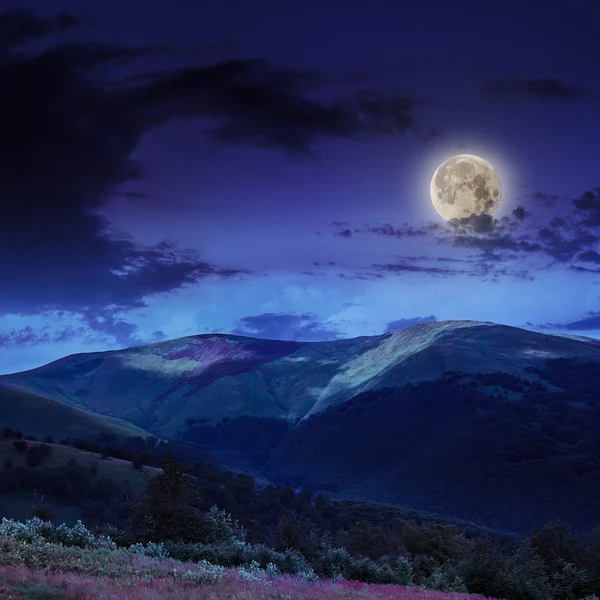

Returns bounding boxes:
[1,428,599,600]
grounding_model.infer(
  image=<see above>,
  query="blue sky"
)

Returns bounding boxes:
[1,0,600,374]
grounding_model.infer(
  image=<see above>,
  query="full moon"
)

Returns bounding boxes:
[430,154,502,222]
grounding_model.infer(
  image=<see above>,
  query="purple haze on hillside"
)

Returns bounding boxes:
[150,335,307,404]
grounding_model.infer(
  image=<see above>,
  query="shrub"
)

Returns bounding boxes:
[420,565,468,593]
[490,544,554,600]
[131,454,144,469]
[0,517,116,552]
[313,546,352,579]
[126,541,169,559]
[179,559,225,584]
[550,559,589,600]
[13,440,28,453]
[163,540,312,575]
[457,537,505,596]
[26,444,52,468]
[31,505,54,522]
[200,505,246,544]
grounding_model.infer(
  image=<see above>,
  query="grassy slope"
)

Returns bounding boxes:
[0,438,161,525]
[0,384,153,443]
[0,438,517,543]
[4,321,600,445]
[0,564,497,600]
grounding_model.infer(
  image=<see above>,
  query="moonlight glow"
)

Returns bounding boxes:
[430,154,502,222]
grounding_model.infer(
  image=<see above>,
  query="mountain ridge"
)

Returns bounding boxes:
[2,319,600,532]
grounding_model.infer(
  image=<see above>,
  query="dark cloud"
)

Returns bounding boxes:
[0,8,421,347]
[576,250,600,264]
[149,330,168,343]
[313,261,337,267]
[335,229,353,238]
[448,234,542,255]
[512,206,530,220]
[573,188,600,226]
[449,214,495,234]
[338,272,386,281]
[0,324,89,348]
[138,60,419,155]
[367,224,428,239]
[384,316,437,332]
[326,180,600,283]
[483,78,587,102]
[231,312,343,341]
[0,9,78,55]
[539,312,600,332]
[371,262,459,277]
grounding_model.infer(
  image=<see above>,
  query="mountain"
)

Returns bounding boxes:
[1,320,600,533]
[0,383,153,443]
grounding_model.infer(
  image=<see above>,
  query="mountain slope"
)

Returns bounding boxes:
[0,384,153,442]
[4,320,600,441]
[2,320,600,533]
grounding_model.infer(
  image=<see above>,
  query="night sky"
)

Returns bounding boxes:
[2,0,600,374]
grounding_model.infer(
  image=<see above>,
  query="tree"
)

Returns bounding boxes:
[131,454,144,470]
[13,430,23,440]
[44,435,55,444]
[13,440,28,453]
[31,503,54,522]
[128,453,204,543]
[25,444,52,468]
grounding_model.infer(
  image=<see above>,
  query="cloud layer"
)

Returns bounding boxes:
[0,9,421,347]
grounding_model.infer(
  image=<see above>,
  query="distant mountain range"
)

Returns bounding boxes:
[2,320,600,533]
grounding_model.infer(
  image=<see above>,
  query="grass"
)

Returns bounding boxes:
[0,384,151,444]
[0,564,501,600]
[0,439,160,496]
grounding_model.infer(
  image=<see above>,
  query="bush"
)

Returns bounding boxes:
[179,559,225,584]
[550,559,589,600]
[313,546,352,579]
[126,541,169,559]
[458,537,506,597]
[13,440,28,453]
[31,504,54,522]
[490,545,554,600]
[26,444,52,468]
[163,540,312,575]
[0,517,116,552]
[420,565,468,593]
[131,454,144,469]
[200,505,246,544]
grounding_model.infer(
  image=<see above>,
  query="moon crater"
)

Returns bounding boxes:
[430,154,502,222]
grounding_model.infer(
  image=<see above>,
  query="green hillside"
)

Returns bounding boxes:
[0,383,154,442]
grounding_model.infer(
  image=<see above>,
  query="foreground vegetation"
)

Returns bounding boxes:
[0,428,599,599]
[0,564,497,600]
